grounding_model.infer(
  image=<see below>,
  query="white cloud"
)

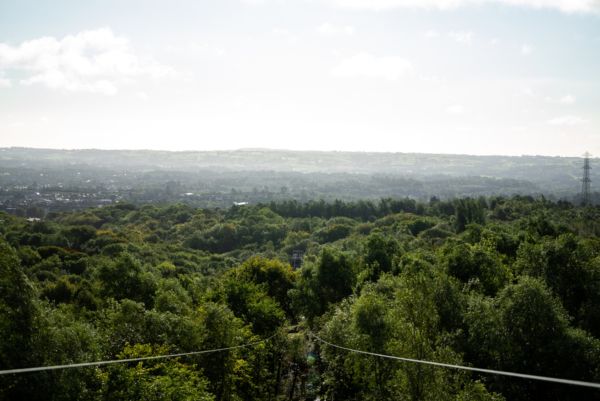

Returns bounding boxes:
[545,94,577,104]
[328,0,462,9]
[136,91,150,101]
[0,76,10,88]
[425,30,440,38]
[317,22,355,36]
[272,27,291,36]
[167,42,226,57]
[326,0,600,13]
[447,104,465,114]
[521,43,533,55]
[331,52,413,80]
[548,115,589,126]
[521,87,535,97]
[21,73,119,95]
[559,94,576,104]
[271,28,301,44]
[0,27,173,95]
[448,31,474,44]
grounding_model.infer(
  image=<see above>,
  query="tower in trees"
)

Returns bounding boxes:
[290,250,304,269]
[581,152,592,205]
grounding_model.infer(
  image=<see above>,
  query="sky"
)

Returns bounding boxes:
[0,0,599,156]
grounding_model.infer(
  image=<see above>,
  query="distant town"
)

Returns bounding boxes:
[0,148,596,217]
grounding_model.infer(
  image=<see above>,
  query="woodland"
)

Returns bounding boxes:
[1,196,600,400]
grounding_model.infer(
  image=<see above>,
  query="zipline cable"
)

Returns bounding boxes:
[311,332,600,389]
[0,334,276,376]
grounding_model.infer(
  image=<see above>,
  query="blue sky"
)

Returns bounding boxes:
[1,0,599,156]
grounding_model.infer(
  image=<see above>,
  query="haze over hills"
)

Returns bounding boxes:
[0,147,591,176]
[0,147,595,185]
[0,147,596,214]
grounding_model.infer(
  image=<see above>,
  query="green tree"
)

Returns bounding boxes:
[232,257,296,315]
[442,242,509,295]
[0,240,40,401]
[455,198,486,233]
[515,234,600,336]
[320,273,501,401]
[96,253,157,306]
[364,233,400,279]
[103,344,214,401]
[465,277,600,401]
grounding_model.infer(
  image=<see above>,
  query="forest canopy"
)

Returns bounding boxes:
[1,196,600,400]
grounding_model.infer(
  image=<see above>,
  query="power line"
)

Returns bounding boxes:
[311,333,600,389]
[582,152,592,206]
[0,334,276,376]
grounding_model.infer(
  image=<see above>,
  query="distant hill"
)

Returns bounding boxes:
[0,148,597,207]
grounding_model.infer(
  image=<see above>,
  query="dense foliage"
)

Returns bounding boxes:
[1,196,600,400]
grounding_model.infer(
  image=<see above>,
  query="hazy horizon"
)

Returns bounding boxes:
[0,145,595,159]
